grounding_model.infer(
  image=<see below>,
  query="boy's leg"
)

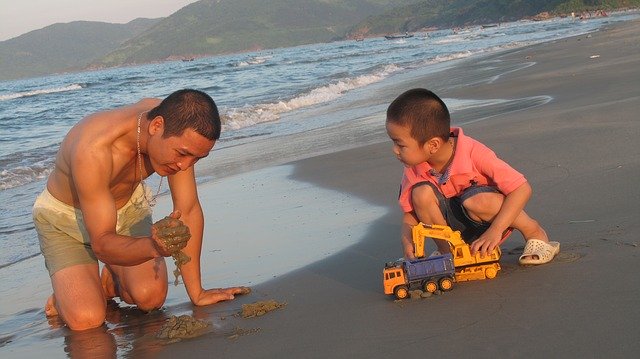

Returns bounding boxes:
[48,263,107,330]
[462,191,550,260]
[411,183,453,253]
[102,257,168,312]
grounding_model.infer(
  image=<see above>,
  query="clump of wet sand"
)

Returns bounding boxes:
[156,315,209,341]
[241,300,286,318]
[154,216,192,285]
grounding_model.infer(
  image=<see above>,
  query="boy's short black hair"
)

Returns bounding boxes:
[386,88,450,144]
[148,89,221,140]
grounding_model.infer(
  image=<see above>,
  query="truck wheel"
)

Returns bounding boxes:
[439,277,454,291]
[394,285,409,300]
[485,267,497,279]
[424,281,438,293]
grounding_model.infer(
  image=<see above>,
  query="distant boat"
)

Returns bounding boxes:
[481,24,498,28]
[384,32,414,40]
[182,58,195,62]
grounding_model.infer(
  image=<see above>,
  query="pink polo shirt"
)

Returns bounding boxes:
[398,127,527,213]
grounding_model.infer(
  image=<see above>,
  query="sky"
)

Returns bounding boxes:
[0,0,201,41]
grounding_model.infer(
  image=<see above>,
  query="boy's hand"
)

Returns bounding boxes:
[403,243,416,261]
[152,211,191,257]
[470,229,502,257]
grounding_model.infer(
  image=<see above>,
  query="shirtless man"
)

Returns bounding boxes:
[33,89,247,330]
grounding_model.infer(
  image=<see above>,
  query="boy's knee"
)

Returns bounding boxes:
[127,282,167,312]
[462,192,503,215]
[411,184,439,209]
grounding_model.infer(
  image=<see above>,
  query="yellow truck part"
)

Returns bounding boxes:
[412,223,501,281]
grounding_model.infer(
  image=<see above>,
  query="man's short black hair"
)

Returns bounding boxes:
[148,89,221,140]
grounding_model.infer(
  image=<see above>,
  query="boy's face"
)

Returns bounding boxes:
[386,121,429,167]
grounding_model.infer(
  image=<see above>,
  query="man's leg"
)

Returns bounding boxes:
[102,257,168,312]
[47,263,106,331]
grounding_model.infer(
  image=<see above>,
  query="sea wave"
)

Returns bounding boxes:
[221,64,402,130]
[234,55,272,67]
[0,83,84,101]
[0,146,58,191]
[0,163,53,191]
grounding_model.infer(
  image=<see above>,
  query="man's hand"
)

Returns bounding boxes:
[192,287,251,306]
[151,211,191,257]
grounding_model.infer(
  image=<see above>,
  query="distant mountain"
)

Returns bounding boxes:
[347,0,640,37]
[0,18,161,80]
[92,0,416,68]
[1,0,637,81]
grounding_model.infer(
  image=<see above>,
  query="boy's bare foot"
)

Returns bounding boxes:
[101,266,118,299]
[45,294,58,317]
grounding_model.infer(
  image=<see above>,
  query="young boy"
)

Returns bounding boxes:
[385,88,559,265]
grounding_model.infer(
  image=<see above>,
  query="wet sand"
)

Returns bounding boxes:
[156,19,640,358]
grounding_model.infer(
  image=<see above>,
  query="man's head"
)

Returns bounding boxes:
[386,88,450,144]
[385,89,451,167]
[146,89,221,175]
[148,89,221,141]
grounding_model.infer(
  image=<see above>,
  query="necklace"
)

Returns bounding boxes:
[137,111,163,207]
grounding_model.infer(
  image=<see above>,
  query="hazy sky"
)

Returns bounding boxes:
[0,0,201,41]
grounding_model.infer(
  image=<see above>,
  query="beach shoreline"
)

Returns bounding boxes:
[1,17,639,359]
[156,18,640,358]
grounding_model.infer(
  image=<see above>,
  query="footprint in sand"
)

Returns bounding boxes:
[554,252,583,263]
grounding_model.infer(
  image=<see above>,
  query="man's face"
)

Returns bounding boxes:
[153,128,214,176]
[385,121,428,167]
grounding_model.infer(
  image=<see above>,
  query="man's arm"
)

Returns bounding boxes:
[72,142,165,265]
[167,168,247,306]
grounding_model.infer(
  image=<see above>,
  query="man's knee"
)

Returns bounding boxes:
[126,281,167,312]
[64,304,107,331]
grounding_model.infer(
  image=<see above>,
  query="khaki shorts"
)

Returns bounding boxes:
[33,183,153,276]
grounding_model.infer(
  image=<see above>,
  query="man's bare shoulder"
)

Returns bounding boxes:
[88,98,161,121]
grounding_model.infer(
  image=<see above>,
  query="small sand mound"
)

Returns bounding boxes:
[156,315,209,340]
[241,300,286,318]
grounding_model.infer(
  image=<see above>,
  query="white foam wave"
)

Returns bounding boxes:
[0,165,52,190]
[235,55,272,67]
[222,64,402,130]
[0,84,84,101]
[433,35,466,44]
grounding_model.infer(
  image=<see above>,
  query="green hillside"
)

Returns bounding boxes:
[93,0,415,67]
[0,0,637,80]
[347,0,640,36]
[0,18,160,81]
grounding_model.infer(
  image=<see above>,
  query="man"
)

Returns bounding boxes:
[33,89,247,330]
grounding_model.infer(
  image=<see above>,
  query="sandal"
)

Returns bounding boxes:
[519,239,560,265]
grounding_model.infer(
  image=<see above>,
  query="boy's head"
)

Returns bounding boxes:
[386,88,450,144]
[385,89,451,167]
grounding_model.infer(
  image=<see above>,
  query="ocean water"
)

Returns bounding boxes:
[0,12,638,355]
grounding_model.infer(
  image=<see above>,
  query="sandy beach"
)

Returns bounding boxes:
[154,19,640,358]
[2,17,639,359]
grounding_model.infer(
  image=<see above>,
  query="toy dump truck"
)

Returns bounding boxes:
[412,223,501,281]
[383,254,455,300]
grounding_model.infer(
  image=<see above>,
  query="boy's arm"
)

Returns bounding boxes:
[401,212,419,260]
[469,182,532,257]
